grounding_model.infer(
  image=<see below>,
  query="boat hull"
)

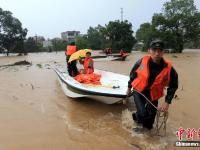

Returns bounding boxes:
[55,68,129,104]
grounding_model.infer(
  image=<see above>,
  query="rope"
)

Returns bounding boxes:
[155,111,168,136]
[131,89,158,110]
[128,89,168,136]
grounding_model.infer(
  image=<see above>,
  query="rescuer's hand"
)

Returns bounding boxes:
[158,102,169,112]
[126,88,132,97]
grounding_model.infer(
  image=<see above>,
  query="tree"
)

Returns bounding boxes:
[24,37,43,53]
[0,8,27,55]
[105,20,136,52]
[51,38,67,52]
[76,21,136,52]
[152,0,199,52]
[136,23,154,51]
[87,25,106,50]
[75,35,88,49]
[184,12,200,48]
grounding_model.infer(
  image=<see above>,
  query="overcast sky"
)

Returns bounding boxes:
[1,0,200,39]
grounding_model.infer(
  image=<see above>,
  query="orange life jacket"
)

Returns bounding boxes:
[65,45,77,56]
[84,57,94,74]
[74,73,101,85]
[131,55,172,101]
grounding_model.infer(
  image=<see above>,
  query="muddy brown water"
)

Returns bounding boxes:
[0,50,200,150]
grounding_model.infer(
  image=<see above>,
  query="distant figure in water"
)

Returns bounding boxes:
[105,48,112,55]
[126,39,178,134]
[65,42,79,77]
[79,51,94,74]
[120,49,127,61]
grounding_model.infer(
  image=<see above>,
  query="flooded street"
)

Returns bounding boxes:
[0,51,200,150]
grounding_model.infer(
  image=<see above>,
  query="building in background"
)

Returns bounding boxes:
[61,31,80,43]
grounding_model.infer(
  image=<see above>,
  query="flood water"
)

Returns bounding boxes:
[0,50,200,150]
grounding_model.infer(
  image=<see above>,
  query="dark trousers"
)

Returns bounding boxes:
[132,91,158,129]
[67,60,79,77]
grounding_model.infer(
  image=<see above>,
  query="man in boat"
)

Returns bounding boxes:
[126,39,178,133]
[79,51,94,74]
[65,42,79,77]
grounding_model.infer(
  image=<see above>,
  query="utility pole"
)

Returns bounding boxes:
[120,8,123,22]
[35,34,38,44]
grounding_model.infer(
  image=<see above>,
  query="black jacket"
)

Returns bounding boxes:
[128,57,178,104]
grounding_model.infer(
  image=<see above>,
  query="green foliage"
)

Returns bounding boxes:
[24,37,68,53]
[105,20,136,52]
[136,0,200,52]
[0,7,27,55]
[87,25,106,50]
[136,23,154,51]
[76,20,136,52]
[51,39,68,52]
[184,12,200,48]
[24,37,46,52]
[75,35,88,49]
[155,0,199,52]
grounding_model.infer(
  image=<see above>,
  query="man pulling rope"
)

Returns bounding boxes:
[126,39,178,134]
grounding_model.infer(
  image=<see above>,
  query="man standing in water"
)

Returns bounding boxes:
[126,39,178,133]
